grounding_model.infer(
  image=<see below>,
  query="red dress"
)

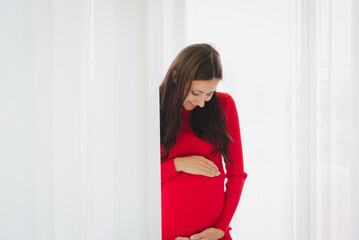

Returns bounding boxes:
[161,92,247,240]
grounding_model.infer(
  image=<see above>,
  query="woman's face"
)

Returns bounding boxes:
[182,78,221,110]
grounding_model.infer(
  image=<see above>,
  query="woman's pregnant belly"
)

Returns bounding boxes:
[162,170,226,240]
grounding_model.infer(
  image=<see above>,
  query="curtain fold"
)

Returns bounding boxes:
[351,1,359,240]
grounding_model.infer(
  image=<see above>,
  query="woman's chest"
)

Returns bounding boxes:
[170,130,216,158]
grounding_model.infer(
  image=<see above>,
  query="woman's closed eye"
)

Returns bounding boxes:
[192,91,214,96]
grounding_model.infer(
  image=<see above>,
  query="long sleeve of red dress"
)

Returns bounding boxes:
[213,92,248,234]
[161,158,180,184]
[161,92,247,240]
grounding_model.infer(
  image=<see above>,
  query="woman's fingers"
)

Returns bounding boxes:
[179,155,221,178]
[199,163,221,177]
[193,157,220,177]
[202,158,218,171]
[199,168,216,177]
[200,158,220,175]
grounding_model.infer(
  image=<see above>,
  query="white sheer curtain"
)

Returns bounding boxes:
[162,0,358,239]
[0,0,162,239]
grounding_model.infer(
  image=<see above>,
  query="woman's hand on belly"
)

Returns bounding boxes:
[174,155,221,178]
[175,227,225,240]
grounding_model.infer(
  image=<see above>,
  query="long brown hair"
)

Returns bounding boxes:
[159,43,233,164]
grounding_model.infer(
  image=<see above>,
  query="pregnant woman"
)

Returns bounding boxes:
[160,43,247,240]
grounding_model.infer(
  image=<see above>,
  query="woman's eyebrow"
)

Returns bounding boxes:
[192,89,215,93]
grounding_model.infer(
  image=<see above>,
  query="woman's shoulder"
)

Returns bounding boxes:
[215,92,240,125]
[215,91,236,108]
[216,91,232,100]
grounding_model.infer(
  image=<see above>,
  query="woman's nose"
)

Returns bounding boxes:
[196,97,205,108]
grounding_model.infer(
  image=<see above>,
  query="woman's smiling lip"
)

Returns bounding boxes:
[189,101,196,107]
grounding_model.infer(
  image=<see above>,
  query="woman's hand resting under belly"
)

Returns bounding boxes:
[175,227,225,240]
[174,155,221,177]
